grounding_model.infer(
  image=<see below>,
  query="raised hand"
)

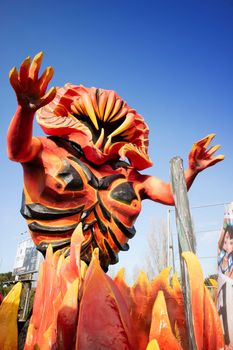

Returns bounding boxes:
[188,134,224,173]
[9,52,56,111]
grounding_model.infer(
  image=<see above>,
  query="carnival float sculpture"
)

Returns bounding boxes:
[1,52,225,349]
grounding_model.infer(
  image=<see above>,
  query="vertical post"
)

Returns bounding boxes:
[21,275,32,321]
[170,156,197,350]
[170,157,196,253]
[167,209,176,273]
[170,211,176,274]
[167,209,171,267]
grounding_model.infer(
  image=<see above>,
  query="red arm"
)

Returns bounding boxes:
[141,134,224,205]
[7,106,41,162]
[141,169,197,205]
[7,52,56,163]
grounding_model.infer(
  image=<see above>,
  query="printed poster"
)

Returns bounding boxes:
[217,202,233,349]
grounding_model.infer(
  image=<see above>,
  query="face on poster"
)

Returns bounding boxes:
[218,203,233,279]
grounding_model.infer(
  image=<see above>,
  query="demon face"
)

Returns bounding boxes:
[37,84,153,170]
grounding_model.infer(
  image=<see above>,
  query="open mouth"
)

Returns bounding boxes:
[72,112,127,151]
[70,88,135,152]
[37,84,152,170]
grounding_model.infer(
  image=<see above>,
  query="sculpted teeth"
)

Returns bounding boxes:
[95,128,105,149]
[98,91,108,120]
[107,98,123,122]
[108,105,127,122]
[82,94,99,130]
[103,91,116,122]
[104,136,112,153]
[108,113,134,138]
[71,103,81,115]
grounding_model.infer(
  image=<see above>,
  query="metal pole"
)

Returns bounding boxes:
[21,275,32,321]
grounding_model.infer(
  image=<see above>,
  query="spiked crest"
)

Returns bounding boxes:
[36,84,153,169]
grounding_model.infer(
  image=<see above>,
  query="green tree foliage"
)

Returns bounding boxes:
[0,271,15,297]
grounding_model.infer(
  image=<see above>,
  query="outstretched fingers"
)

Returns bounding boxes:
[189,133,225,172]
[9,67,20,93]
[37,86,57,109]
[191,133,217,160]
[37,66,54,95]
[197,136,223,164]
[195,133,216,149]
[206,144,221,158]
[206,154,225,167]
[28,51,43,82]
[28,52,55,99]
[189,144,198,162]
[9,52,56,111]
[19,56,31,90]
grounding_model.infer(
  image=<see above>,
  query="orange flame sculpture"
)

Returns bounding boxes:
[22,224,223,350]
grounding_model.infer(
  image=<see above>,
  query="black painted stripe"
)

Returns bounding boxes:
[68,156,99,189]
[37,239,71,254]
[57,159,84,191]
[48,136,84,158]
[112,216,136,239]
[93,208,108,235]
[107,160,129,170]
[97,193,111,222]
[80,203,97,220]
[21,200,84,220]
[98,174,125,189]
[108,227,129,251]
[78,227,95,254]
[104,239,119,264]
[28,221,78,233]
[83,220,97,231]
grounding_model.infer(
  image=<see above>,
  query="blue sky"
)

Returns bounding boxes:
[0,0,232,279]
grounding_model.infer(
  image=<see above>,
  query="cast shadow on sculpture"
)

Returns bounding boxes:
[7,52,224,272]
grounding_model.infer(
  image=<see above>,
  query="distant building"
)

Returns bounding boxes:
[12,237,43,277]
